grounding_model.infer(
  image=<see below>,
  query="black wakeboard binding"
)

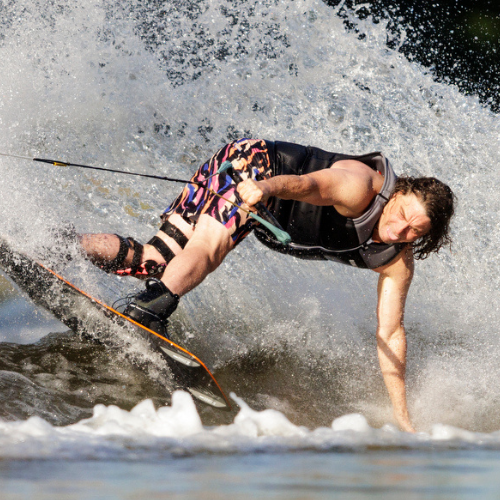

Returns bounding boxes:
[123,278,179,337]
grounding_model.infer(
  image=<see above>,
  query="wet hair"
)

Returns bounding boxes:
[393,176,455,260]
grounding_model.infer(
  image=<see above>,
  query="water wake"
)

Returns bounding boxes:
[0,390,498,461]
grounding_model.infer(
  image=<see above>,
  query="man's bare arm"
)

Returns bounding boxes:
[374,245,415,432]
[237,161,382,216]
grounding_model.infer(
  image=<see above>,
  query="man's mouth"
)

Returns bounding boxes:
[386,226,399,242]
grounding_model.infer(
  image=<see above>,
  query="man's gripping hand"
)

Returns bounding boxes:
[237,179,271,208]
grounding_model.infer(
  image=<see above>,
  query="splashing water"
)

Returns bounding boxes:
[0,0,499,451]
[1,390,499,461]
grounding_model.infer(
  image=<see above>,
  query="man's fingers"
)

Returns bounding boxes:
[237,180,264,207]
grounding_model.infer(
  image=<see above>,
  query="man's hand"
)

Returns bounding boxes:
[395,410,416,433]
[237,179,270,208]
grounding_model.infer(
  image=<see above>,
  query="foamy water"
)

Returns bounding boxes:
[0,390,497,462]
[0,0,499,460]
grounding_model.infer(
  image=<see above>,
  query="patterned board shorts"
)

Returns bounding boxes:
[162,139,273,245]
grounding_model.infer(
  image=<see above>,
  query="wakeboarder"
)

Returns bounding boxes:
[80,138,455,433]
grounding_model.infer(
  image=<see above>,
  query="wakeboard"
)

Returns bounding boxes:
[0,237,232,411]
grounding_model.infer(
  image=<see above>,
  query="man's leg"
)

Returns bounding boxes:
[80,234,170,278]
[79,137,272,334]
[80,213,232,291]
[79,215,234,336]
[80,234,132,269]
[122,215,233,335]
[159,214,233,296]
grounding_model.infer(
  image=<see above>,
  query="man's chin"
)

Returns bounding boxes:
[381,235,399,244]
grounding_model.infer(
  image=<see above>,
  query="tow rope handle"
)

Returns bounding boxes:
[218,161,292,245]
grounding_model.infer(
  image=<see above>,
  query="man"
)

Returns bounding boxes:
[80,138,455,432]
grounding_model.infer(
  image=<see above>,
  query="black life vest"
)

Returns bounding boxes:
[254,141,404,269]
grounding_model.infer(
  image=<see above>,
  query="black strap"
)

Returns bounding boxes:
[99,234,131,272]
[115,235,131,265]
[147,236,176,263]
[159,220,189,248]
[128,238,144,273]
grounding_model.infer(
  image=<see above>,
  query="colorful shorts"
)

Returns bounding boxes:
[163,139,272,245]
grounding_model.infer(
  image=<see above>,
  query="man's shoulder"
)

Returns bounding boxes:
[328,161,385,209]
[332,159,381,179]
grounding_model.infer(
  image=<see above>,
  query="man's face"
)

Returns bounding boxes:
[375,193,432,244]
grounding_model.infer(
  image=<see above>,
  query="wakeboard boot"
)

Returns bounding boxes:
[123,278,179,338]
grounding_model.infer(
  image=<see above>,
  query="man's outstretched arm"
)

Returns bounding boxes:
[374,245,415,433]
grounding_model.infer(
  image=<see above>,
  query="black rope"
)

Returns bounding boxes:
[32,157,206,187]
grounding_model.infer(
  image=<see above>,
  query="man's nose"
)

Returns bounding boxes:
[394,220,409,236]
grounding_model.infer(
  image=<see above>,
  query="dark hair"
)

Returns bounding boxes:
[393,176,455,260]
